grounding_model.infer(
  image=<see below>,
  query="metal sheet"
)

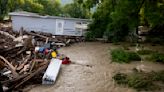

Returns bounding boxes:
[42,58,62,84]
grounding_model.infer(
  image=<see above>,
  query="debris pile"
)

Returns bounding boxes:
[0,29,75,91]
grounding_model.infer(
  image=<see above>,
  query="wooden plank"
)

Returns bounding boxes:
[27,32,48,39]
[0,55,19,78]
[0,31,16,40]
[2,73,29,85]
[14,61,49,89]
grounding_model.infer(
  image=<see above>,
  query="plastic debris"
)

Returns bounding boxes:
[62,57,71,64]
[51,51,57,58]
[42,58,62,84]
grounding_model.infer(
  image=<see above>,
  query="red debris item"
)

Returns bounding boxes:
[62,57,71,64]
[44,49,49,55]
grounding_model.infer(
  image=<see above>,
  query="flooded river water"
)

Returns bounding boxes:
[29,42,164,92]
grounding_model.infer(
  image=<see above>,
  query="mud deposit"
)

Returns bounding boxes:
[29,42,164,92]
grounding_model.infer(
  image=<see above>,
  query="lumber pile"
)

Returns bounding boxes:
[0,28,76,91]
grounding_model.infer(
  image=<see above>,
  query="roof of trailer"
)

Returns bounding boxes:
[9,11,91,22]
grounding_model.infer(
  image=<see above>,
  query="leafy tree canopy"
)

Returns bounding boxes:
[87,0,164,42]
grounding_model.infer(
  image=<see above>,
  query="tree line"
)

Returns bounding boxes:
[0,0,92,21]
[86,0,164,42]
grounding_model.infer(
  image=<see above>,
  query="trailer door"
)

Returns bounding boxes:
[56,19,64,35]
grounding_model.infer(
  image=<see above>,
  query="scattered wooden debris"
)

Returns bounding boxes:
[0,31,16,40]
[0,55,19,78]
[26,31,48,39]
[0,27,82,91]
[14,61,49,89]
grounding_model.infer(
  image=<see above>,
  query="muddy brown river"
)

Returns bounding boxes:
[28,42,164,92]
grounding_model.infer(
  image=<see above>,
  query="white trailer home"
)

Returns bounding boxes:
[9,11,90,36]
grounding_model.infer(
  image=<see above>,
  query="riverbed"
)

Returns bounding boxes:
[28,42,164,92]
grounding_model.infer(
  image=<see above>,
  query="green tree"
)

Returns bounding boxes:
[35,0,62,16]
[83,0,100,9]
[16,0,44,14]
[144,0,164,28]
[88,0,114,38]
[8,0,25,12]
[88,0,164,42]
[0,0,9,21]
[63,1,90,18]
[6,0,62,17]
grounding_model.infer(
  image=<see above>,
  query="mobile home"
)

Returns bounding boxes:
[9,11,90,36]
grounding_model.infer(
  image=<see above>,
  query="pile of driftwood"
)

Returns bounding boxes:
[0,29,82,91]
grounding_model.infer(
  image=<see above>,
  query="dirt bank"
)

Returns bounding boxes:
[28,42,164,92]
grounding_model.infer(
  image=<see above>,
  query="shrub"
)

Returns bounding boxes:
[111,48,141,63]
[137,50,154,55]
[128,52,141,61]
[146,36,164,44]
[129,43,136,47]
[150,71,164,83]
[84,31,95,41]
[127,73,156,91]
[111,48,130,63]
[113,42,121,45]
[153,71,164,83]
[104,23,129,43]
[122,45,129,50]
[113,73,128,84]
[113,71,164,91]
[150,52,164,63]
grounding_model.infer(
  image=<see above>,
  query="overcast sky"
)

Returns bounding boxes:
[61,0,73,5]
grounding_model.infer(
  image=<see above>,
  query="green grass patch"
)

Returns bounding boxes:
[111,48,141,63]
[113,71,164,91]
